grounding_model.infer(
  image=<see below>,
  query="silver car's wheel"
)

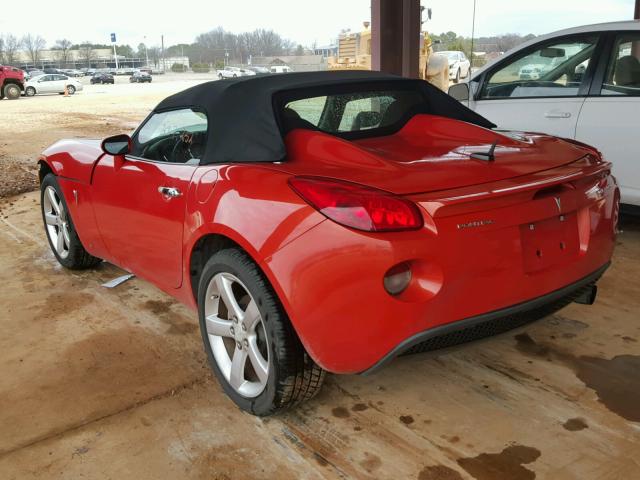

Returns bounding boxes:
[43,185,70,259]
[204,272,270,398]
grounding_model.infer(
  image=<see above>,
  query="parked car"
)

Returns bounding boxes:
[130,71,152,83]
[90,73,115,85]
[43,68,64,75]
[518,64,546,80]
[27,69,45,79]
[217,66,244,79]
[24,74,82,96]
[0,65,25,99]
[448,20,640,209]
[65,69,85,78]
[38,71,617,414]
[250,66,271,75]
[438,51,471,83]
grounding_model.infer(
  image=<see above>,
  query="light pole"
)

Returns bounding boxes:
[470,0,477,69]
[144,36,149,67]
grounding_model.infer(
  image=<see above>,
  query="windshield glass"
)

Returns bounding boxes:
[138,109,207,144]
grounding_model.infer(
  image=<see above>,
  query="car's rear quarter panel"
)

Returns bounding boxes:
[266,160,618,374]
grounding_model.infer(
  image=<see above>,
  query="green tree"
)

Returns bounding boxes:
[116,44,134,58]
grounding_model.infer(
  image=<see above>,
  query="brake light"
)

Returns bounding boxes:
[289,176,423,232]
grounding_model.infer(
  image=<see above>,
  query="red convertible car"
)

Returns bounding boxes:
[38,71,618,415]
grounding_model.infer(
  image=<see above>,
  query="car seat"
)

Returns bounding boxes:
[614,55,640,87]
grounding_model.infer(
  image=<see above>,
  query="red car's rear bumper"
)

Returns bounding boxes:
[265,164,618,374]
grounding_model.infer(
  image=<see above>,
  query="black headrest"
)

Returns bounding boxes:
[615,55,640,86]
[281,107,318,134]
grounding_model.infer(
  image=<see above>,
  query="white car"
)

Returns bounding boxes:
[518,64,547,80]
[24,74,83,96]
[217,67,250,79]
[449,21,640,209]
[439,50,471,83]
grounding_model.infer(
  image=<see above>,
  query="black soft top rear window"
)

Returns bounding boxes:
[274,81,431,140]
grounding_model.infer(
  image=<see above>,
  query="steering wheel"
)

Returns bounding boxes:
[170,131,194,163]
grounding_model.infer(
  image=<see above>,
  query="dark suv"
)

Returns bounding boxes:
[91,73,114,85]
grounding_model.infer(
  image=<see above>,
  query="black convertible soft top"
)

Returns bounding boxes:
[153,71,495,165]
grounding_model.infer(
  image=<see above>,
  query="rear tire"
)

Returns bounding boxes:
[197,248,325,415]
[4,83,21,99]
[40,174,102,269]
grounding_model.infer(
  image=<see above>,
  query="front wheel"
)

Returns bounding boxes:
[3,83,21,100]
[198,248,325,415]
[25,86,36,97]
[40,174,102,269]
[66,85,76,95]
[455,68,461,83]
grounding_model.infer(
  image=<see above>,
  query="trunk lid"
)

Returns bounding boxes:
[281,115,593,195]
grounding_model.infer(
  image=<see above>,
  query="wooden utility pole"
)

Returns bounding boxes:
[635,0,639,19]
[371,0,421,78]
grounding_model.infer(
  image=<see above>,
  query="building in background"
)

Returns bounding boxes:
[157,56,190,71]
[313,44,338,58]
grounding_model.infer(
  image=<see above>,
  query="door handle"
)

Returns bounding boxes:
[544,111,571,119]
[158,186,182,198]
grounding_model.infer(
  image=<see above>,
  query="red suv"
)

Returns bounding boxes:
[0,65,25,100]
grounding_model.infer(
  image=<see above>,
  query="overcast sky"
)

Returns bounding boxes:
[0,0,635,49]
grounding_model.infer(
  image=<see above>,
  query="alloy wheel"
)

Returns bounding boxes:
[204,272,270,397]
[43,186,70,259]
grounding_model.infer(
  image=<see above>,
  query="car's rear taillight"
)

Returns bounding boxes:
[288,176,423,232]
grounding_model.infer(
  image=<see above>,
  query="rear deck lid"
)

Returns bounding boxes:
[282,115,593,195]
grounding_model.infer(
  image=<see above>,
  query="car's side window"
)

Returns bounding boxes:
[480,36,598,99]
[285,96,328,126]
[131,108,208,164]
[601,33,640,96]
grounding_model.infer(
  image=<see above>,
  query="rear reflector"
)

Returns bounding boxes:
[383,262,412,296]
[289,176,423,232]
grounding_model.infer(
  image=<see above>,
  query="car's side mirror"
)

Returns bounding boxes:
[101,134,132,156]
[448,82,470,101]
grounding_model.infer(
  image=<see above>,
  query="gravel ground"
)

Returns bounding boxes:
[0,73,219,198]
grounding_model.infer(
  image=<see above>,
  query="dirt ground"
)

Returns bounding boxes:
[0,76,639,480]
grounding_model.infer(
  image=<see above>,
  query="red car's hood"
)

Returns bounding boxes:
[278,115,593,195]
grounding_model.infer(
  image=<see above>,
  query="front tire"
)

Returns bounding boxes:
[3,83,21,100]
[455,68,461,83]
[198,248,325,415]
[66,85,76,95]
[40,174,102,269]
[25,86,36,97]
